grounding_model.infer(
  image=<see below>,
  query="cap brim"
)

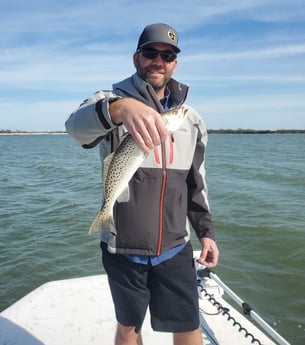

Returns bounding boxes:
[139,41,180,53]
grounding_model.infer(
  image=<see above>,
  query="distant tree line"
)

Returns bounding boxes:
[0,129,66,134]
[0,129,26,133]
[207,129,305,134]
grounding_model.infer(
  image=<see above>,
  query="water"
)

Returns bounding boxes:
[0,133,304,344]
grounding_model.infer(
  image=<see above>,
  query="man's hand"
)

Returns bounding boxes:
[197,237,219,268]
[109,98,168,153]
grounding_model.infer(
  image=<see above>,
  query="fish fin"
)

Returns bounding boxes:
[88,208,116,235]
[109,222,117,236]
[88,210,102,235]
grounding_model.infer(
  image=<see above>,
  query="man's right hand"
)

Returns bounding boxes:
[109,98,168,153]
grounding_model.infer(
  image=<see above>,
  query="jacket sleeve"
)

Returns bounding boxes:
[65,90,121,148]
[186,115,216,241]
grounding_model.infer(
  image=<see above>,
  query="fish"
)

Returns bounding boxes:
[88,106,189,235]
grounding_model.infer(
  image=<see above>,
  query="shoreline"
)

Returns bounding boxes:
[208,129,305,134]
[0,132,67,136]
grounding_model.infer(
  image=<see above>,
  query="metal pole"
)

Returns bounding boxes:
[209,272,291,345]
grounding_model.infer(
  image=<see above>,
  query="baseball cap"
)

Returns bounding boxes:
[137,23,180,53]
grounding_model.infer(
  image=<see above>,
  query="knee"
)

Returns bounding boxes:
[117,323,136,337]
[173,328,203,345]
[115,323,141,344]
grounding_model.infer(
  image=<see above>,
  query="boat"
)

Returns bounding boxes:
[0,251,290,345]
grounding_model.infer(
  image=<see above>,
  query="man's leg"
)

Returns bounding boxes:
[173,328,203,345]
[101,243,150,344]
[115,323,143,345]
[149,243,200,334]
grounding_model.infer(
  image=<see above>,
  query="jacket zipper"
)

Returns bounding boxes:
[146,85,167,256]
[157,142,167,255]
[154,134,174,165]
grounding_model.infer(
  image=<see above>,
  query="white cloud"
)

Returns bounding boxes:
[183,44,305,61]
[193,93,305,130]
[1,0,305,130]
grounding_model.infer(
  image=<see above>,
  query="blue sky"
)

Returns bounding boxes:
[1,0,305,131]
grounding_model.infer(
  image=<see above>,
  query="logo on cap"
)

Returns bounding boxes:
[168,30,176,42]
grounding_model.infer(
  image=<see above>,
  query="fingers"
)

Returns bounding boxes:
[133,113,168,152]
[132,128,155,153]
[109,98,168,152]
[154,115,169,143]
[198,238,219,268]
[197,252,217,268]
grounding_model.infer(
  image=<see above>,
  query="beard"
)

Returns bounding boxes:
[136,63,172,92]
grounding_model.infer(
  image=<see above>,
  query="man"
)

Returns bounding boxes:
[66,23,219,345]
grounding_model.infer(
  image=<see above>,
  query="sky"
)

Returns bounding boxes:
[1,0,305,131]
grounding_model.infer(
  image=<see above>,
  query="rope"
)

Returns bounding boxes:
[198,280,262,345]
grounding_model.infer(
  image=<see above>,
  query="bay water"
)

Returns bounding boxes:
[0,133,304,344]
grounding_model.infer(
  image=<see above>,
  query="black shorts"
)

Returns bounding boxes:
[101,242,199,333]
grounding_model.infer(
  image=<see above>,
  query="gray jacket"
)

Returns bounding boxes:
[65,73,215,255]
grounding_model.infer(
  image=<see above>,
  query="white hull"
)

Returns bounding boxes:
[0,252,290,345]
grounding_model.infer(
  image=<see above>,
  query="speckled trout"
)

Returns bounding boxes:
[88,106,188,235]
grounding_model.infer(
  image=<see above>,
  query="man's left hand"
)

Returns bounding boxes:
[197,237,219,268]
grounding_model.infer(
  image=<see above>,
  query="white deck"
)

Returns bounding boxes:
[0,273,281,345]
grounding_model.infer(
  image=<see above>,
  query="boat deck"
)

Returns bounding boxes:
[0,273,279,345]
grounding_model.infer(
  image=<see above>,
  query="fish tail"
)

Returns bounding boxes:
[88,207,115,235]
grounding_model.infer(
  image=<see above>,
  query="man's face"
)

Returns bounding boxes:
[134,43,178,94]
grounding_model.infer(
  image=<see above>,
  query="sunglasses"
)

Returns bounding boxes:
[138,48,177,62]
